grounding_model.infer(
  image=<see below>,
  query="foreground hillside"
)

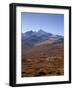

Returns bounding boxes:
[22,39,64,77]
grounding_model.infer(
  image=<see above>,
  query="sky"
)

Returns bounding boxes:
[21,12,64,36]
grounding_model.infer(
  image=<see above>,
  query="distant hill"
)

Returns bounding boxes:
[24,40,64,59]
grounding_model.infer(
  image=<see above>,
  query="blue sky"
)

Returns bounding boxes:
[21,12,64,36]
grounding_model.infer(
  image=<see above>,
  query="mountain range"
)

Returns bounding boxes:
[22,29,64,48]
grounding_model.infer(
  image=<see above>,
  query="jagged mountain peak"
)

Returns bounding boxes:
[25,30,34,35]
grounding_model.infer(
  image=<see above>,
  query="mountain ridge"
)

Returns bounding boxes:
[22,29,64,48]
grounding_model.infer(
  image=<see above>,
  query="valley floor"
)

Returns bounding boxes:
[22,56,64,77]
